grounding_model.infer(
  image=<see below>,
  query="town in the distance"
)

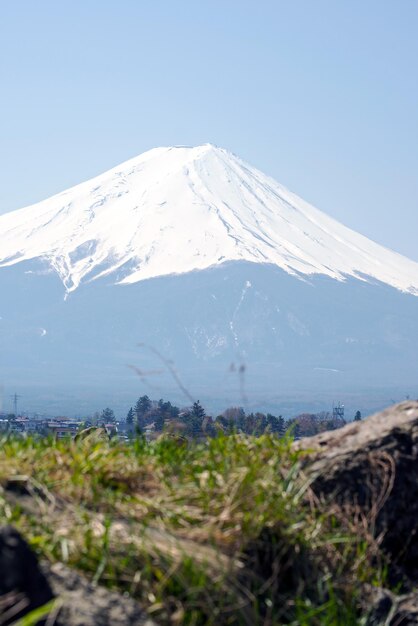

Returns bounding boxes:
[1,393,361,441]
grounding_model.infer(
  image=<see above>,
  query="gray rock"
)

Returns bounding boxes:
[43,561,155,626]
[74,426,110,442]
[0,525,154,626]
[296,400,418,583]
[0,525,54,625]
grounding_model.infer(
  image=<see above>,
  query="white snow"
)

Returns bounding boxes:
[1,143,418,295]
[230,280,252,349]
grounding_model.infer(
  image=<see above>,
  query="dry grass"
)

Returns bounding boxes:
[0,433,389,625]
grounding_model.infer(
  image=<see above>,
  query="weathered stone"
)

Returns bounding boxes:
[74,426,110,442]
[42,561,154,626]
[296,401,418,583]
[0,525,54,625]
[0,526,154,626]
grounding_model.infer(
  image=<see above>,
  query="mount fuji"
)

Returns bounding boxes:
[1,145,418,415]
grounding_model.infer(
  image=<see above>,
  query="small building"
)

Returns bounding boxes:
[46,421,79,439]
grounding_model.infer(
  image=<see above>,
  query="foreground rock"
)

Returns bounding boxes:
[0,526,54,625]
[0,525,153,626]
[43,561,154,626]
[296,400,418,583]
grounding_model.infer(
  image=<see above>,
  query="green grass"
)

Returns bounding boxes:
[0,433,386,625]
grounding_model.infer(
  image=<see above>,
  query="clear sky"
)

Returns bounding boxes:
[1,1,417,260]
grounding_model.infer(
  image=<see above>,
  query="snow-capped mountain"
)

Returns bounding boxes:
[1,144,418,295]
[1,145,418,415]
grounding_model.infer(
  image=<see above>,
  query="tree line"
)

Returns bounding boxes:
[97,397,362,439]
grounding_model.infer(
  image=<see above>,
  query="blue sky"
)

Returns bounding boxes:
[1,1,417,260]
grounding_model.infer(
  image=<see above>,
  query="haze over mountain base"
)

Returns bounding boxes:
[1,260,417,416]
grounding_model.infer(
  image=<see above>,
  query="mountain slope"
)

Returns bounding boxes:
[1,258,418,415]
[1,144,418,294]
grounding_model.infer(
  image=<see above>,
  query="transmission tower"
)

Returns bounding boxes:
[332,402,344,420]
[10,393,22,416]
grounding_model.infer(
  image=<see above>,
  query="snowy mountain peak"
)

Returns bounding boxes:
[1,144,418,295]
